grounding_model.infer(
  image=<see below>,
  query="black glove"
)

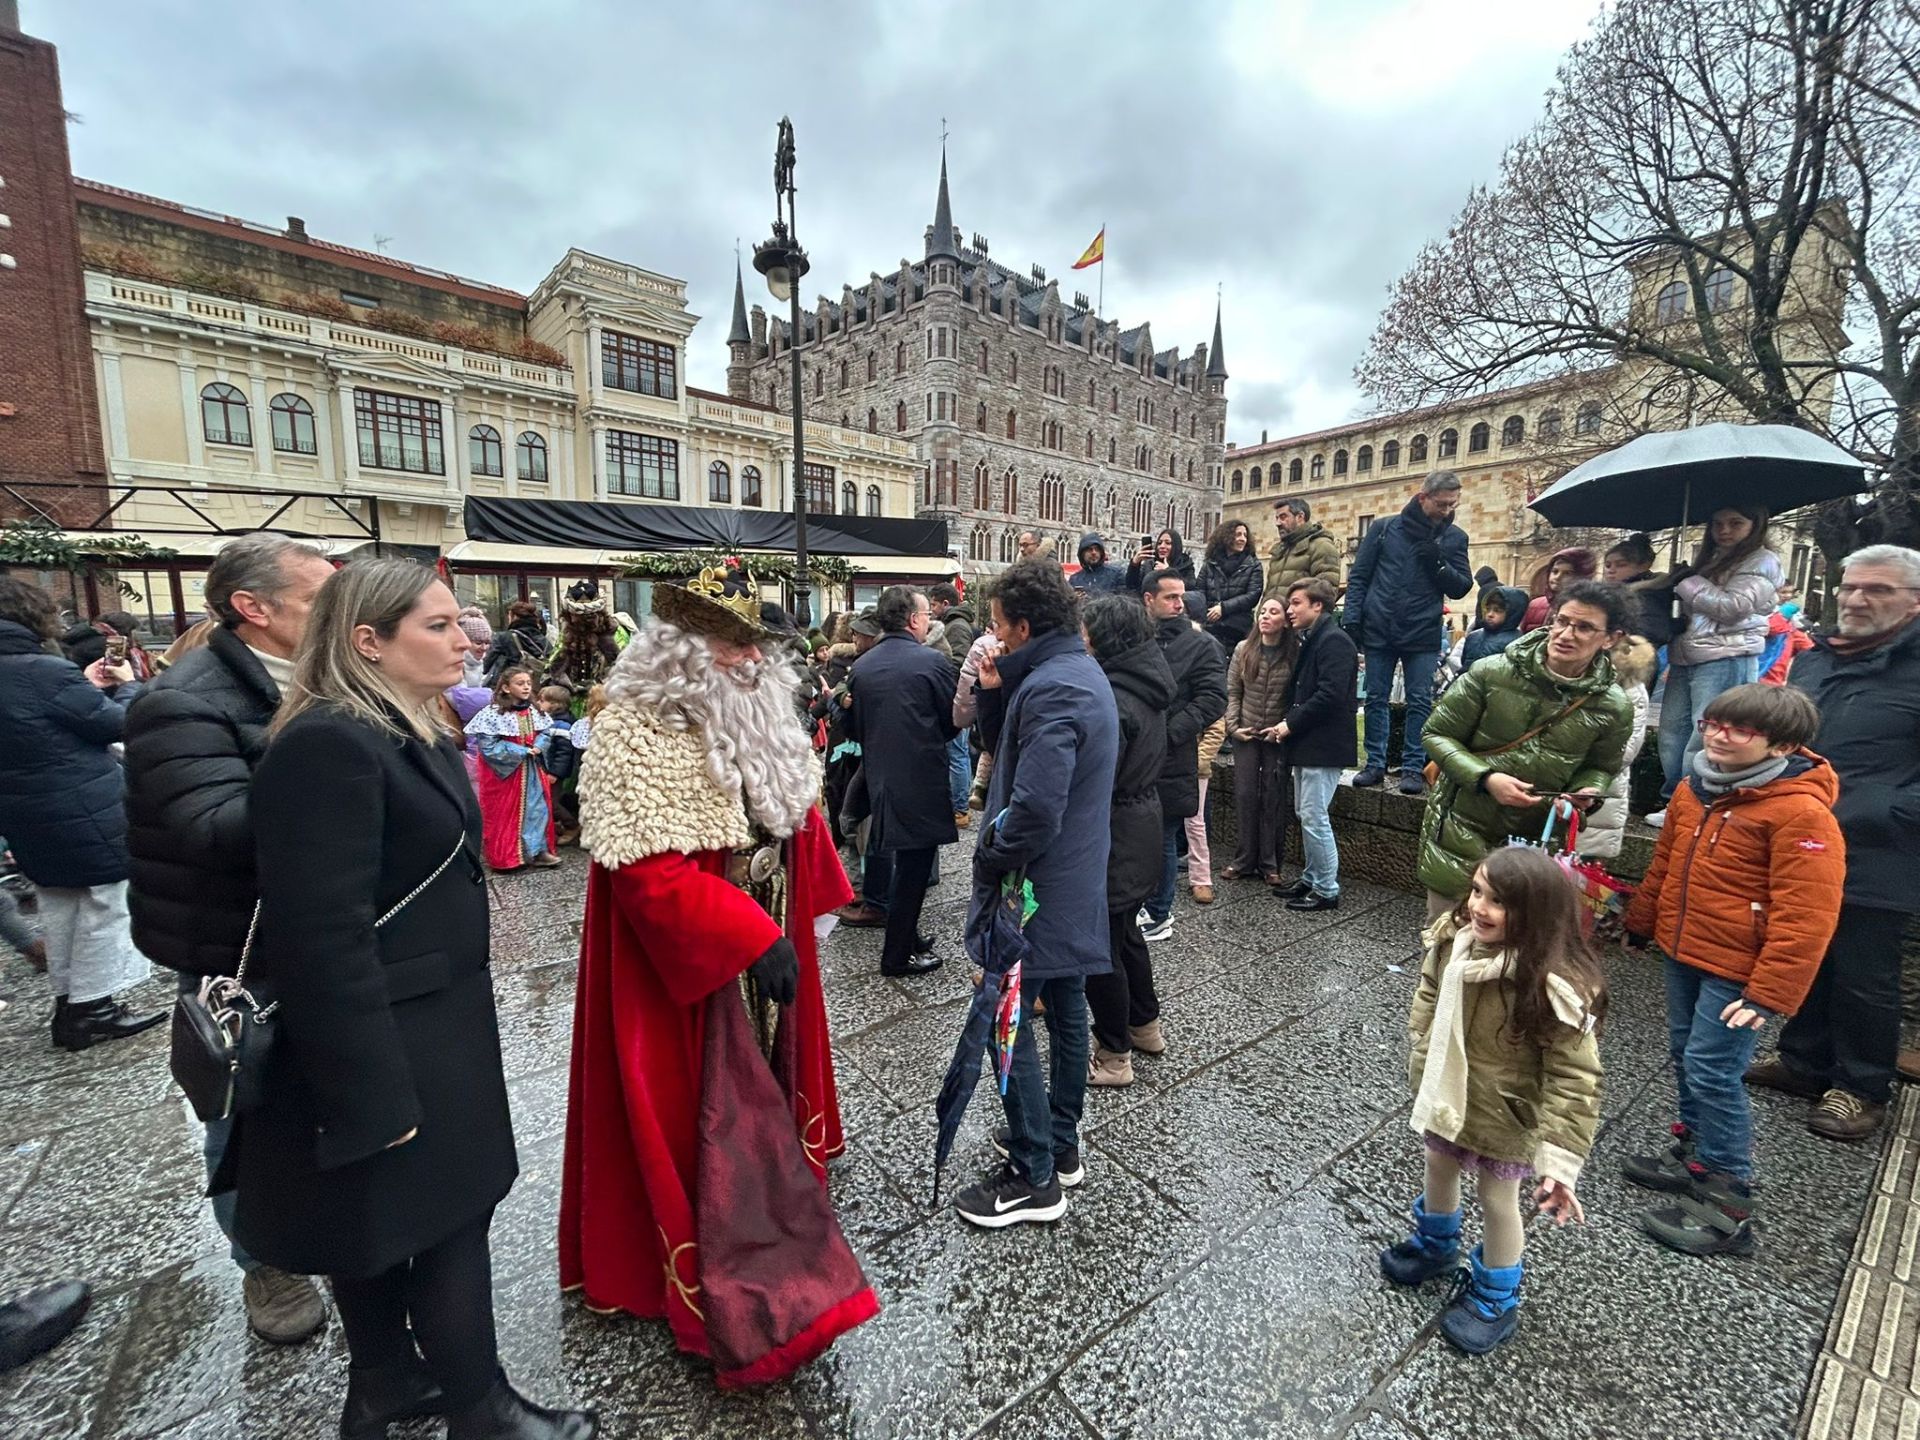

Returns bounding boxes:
[1622,931,1650,952]
[747,937,799,1006]
[972,847,1010,891]
[1413,539,1442,570]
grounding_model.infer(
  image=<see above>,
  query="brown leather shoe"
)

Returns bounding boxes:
[1899,1050,1920,1084]
[1808,1088,1885,1142]
[954,811,972,829]
[1744,1056,1825,1098]
[835,903,886,928]
[1191,885,1215,905]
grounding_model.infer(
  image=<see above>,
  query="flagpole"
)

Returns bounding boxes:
[1098,219,1105,316]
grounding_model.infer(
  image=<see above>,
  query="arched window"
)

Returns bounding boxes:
[1468,422,1490,454]
[1356,445,1373,473]
[1081,487,1095,526]
[838,360,848,389]
[1249,465,1263,490]
[841,480,858,515]
[200,382,251,446]
[469,424,503,477]
[1009,354,1018,383]
[1006,409,1017,440]
[813,367,824,398]
[1289,458,1303,485]
[1231,469,1244,494]
[1088,378,1098,406]
[1409,433,1429,464]
[1704,268,1735,313]
[1110,388,1118,414]
[268,393,315,455]
[1538,408,1564,441]
[896,400,908,432]
[708,461,731,503]
[741,465,763,507]
[867,352,878,382]
[1309,453,1326,481]
[1437,428,1458,459]
[866,485,882,517]
[1655,280,1689,325]
[1501,415,1524,447]
[1108,438,1117,464]
[974,463,991,510]
[1086,430,1095,458]
[1382,439,1400,468]
[867,408,878,433]
[895,341,906,374]
[976,401,988,431]
[980,341,990,373]
[1333,448,1349,477]
[1004,470,1019,514]
[1576,402,1603,436]
[515,431,548,483]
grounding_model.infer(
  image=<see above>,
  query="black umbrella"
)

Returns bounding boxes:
[1529,423,1866,532]
[930,871,1030,1206]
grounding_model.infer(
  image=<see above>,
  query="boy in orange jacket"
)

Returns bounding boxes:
[1620,683,1845,1257]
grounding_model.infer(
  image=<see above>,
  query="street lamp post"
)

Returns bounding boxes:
[752,116,813,627]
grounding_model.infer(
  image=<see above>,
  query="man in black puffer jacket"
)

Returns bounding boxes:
[1139,571,1227,942]
[123,533,335,1346]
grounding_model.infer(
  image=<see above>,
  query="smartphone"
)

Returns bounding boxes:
[1141,534,1154,551]
[103,635,129,664]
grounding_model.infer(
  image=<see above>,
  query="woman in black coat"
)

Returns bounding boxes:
[1197,520,1266,651]
[1081,596,1177,1086]
[1123,528,1198,595]
[237,560,594,1440]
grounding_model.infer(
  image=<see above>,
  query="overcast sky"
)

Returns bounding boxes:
[33,0,1604,445]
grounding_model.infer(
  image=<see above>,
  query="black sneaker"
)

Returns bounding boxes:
[990,1127,1084,1188]
[953,1165,1068,1228]
[1622,1123,1695,1194]
[1352,767,1387,788]
[1639,1165,1757,1257]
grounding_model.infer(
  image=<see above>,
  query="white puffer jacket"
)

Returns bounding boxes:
[1576,637,1656,861]
[1670,549,1783,666]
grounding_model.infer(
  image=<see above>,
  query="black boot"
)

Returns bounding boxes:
[47,997,66,1048]
[339,1359,446,1439]
[446,1374,597,1440]
[0,1280,90,1373]
[51,996,166,1052]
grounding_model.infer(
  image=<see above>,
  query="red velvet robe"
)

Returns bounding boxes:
[558,806,877,1387]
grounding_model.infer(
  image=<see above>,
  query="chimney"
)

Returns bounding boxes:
[1261,429,1268,444]
[0,2,19,33]
[285,216,308,242]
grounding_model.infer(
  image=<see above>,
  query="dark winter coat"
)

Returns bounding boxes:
[1070,534,1132,596]
[482,620,549,684]
[1153,616,1228,821]
[1263,524,1343,598]
[1460,586,1530,669]
[1418,629,1634,899]
[1616,572,1678,646]
[1789,618,1920,912]
[228,704,511,1279]
[124,626,281,977]
[1225,634,1295,736]
[1095,637,1176,912]
[974,628,1118,980]
[1124,534,1197,596]
[938,600,978,662]
[846,631,961,851]
[1282,615,1360,771]
[1199,546,1266,648]
[0,618,141,889]
[1342,496,1473,653]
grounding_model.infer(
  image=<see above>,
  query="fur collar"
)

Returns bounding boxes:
[578,706,753,866]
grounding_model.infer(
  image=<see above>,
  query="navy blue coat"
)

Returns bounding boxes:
[1341,497,1473,653]
[846,631,961,852]
[0,618,141,888]
[974,629,1118,980]
[1281,615,1360,771]
[1097,638,1175,911]
[1461,585,1530,668]
[1069,533,1132,596]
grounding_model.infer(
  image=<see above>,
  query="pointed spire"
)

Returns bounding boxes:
[1206,295,1228,379]
[927,142,959,260]
[727,254,751,346]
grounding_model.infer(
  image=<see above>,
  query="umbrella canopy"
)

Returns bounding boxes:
[1529,423,1866,531]
[930,873,1032,1205]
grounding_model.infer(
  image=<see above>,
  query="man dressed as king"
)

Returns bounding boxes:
[559,570,878,1387]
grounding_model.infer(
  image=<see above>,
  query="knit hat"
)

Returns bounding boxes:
[457,611,494,650]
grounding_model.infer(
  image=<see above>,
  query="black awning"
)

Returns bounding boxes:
[462,497,947,558]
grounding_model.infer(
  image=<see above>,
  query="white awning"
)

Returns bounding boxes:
[442,541,627,569]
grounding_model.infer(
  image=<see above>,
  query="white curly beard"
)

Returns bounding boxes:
[602,620,817,836]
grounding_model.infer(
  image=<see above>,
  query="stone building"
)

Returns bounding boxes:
[729,151,1230,569]
[1222,231,1851,604]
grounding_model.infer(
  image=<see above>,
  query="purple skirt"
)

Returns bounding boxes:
[1424,1132,1531,1182]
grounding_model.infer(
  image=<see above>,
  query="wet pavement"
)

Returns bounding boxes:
[0,847,1888,1439]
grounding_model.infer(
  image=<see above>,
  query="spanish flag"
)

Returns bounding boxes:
[1072,228,1105,270]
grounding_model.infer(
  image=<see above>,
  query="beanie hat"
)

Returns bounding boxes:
[457,612,494,650]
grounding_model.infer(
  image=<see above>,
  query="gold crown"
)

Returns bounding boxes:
[652,564,770,644]
[685,566,763,627]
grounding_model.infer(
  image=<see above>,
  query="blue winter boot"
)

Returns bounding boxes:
[1379,1194,1462,1286]
[1439,1245,1523,1355]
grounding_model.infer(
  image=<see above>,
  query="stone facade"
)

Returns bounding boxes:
[730,153,1229,572]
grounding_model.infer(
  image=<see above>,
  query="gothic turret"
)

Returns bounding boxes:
[1206,297,1228,382]
[926,145,960,261]
[725,257,754,399]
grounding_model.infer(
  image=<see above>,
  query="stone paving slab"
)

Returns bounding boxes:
[0,845,1895,1439]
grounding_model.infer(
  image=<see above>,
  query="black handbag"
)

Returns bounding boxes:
[169,835,468,1123]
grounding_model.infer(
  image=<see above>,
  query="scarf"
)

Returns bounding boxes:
[1824,615,1917,659]
[1410,920,1590,1146]
[1690,750,1789,798]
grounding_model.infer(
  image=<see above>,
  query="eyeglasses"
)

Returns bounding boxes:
[1547,616,1606,639]
[1697,718,1762,743]
[1836,583,1920,601]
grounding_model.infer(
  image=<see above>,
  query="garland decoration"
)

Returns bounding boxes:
[0,519,179,596]
[613,549,856,585]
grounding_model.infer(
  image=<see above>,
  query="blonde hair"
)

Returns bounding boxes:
[272,559,448,743]
[159,617,217,668]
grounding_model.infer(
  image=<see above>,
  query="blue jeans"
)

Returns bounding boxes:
[176,972,258,1272]
[1657,655,1757,800]
[1293,766,1342,899]
[1364,644,1439,773]
[1147,816,1181,924]
[947,733,971,813]
[1664,957,1762,1180]
[1000,975,1090,1189]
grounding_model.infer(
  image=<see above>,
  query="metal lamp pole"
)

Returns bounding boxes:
[753,117,813,627]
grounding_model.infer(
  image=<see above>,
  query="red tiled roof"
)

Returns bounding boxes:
[73,177,528,309]
[688,385,777,413]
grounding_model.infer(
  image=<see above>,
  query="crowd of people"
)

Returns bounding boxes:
[0,467,1915,1404]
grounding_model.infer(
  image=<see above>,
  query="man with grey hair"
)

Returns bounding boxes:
[1746,544,1920,1143]
[123,532,335,1345]
[1342,471,1472,793]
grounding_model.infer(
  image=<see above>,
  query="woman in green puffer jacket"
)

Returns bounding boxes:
[1417,581,1635,918]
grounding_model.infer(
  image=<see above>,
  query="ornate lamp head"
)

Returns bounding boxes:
[651,565,775,645]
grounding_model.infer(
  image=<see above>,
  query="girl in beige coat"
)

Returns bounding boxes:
[1384,846,1606,1356]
